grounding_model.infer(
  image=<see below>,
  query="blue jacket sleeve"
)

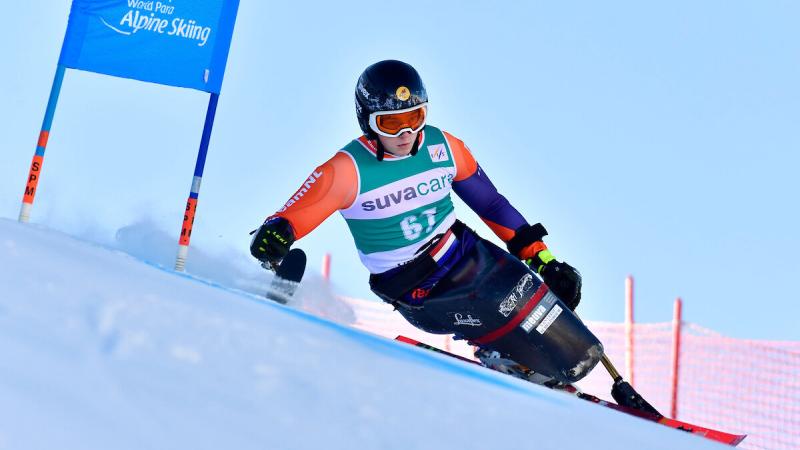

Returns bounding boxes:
[452,164,528,240]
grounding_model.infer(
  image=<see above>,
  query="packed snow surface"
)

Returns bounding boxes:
[0,219,728,449]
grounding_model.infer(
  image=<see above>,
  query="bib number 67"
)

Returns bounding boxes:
[400,207,437,241]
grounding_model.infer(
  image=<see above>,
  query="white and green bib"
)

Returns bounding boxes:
[339,125,458,273]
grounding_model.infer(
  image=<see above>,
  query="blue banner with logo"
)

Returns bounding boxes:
[59,0,239,93]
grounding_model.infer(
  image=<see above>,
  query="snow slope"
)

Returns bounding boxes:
[0,219,729,450]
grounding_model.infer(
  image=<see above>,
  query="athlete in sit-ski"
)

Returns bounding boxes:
[251,60,595,381]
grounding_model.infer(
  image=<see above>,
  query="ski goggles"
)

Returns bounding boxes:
[368,103,428,137]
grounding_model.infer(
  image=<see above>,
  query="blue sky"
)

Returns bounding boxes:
[1,0,798,340]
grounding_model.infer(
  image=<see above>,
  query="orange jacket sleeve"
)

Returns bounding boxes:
[271,152,358,240]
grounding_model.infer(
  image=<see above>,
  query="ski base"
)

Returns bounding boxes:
[395,335,746,447]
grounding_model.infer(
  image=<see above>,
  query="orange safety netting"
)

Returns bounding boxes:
[341,297,800,450]
[576,322,800,450]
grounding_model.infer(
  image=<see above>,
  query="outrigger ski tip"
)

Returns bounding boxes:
[263,248,307,304]
[394,335,746,447]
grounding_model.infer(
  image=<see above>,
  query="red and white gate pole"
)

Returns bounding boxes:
[669,297,683,419]
[625,275,635,386]
[321,253,331,281]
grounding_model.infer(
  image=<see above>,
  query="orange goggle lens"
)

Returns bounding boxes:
[375,107,427,136]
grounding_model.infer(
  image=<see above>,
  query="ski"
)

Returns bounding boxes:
[396,335,479,365]
[561,385,746,446]
[264,248,307,304]
[395,335,746,447]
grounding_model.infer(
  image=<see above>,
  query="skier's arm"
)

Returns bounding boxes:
[272,152,358,239]
[250,152,357,265]
[445,131,582,309]
[445,131,527,242]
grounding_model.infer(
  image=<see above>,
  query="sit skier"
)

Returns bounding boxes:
[251,60,598,383]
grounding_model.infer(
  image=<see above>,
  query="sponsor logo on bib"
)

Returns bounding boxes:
[427,144,449,163]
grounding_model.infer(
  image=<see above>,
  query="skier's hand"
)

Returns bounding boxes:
[507,223,582,310]
[539,260,582,311]
[250,216,295,268]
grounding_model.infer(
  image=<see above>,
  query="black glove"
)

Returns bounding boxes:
[250,217,295,267]
[507,223,582,310]
[539,260,582,311]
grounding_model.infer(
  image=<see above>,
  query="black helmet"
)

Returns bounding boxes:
[355,60,428,139]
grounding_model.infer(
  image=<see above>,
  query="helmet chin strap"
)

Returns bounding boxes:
[376,138,385,161]
[375,133,421,161]
[409,134,420,156]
